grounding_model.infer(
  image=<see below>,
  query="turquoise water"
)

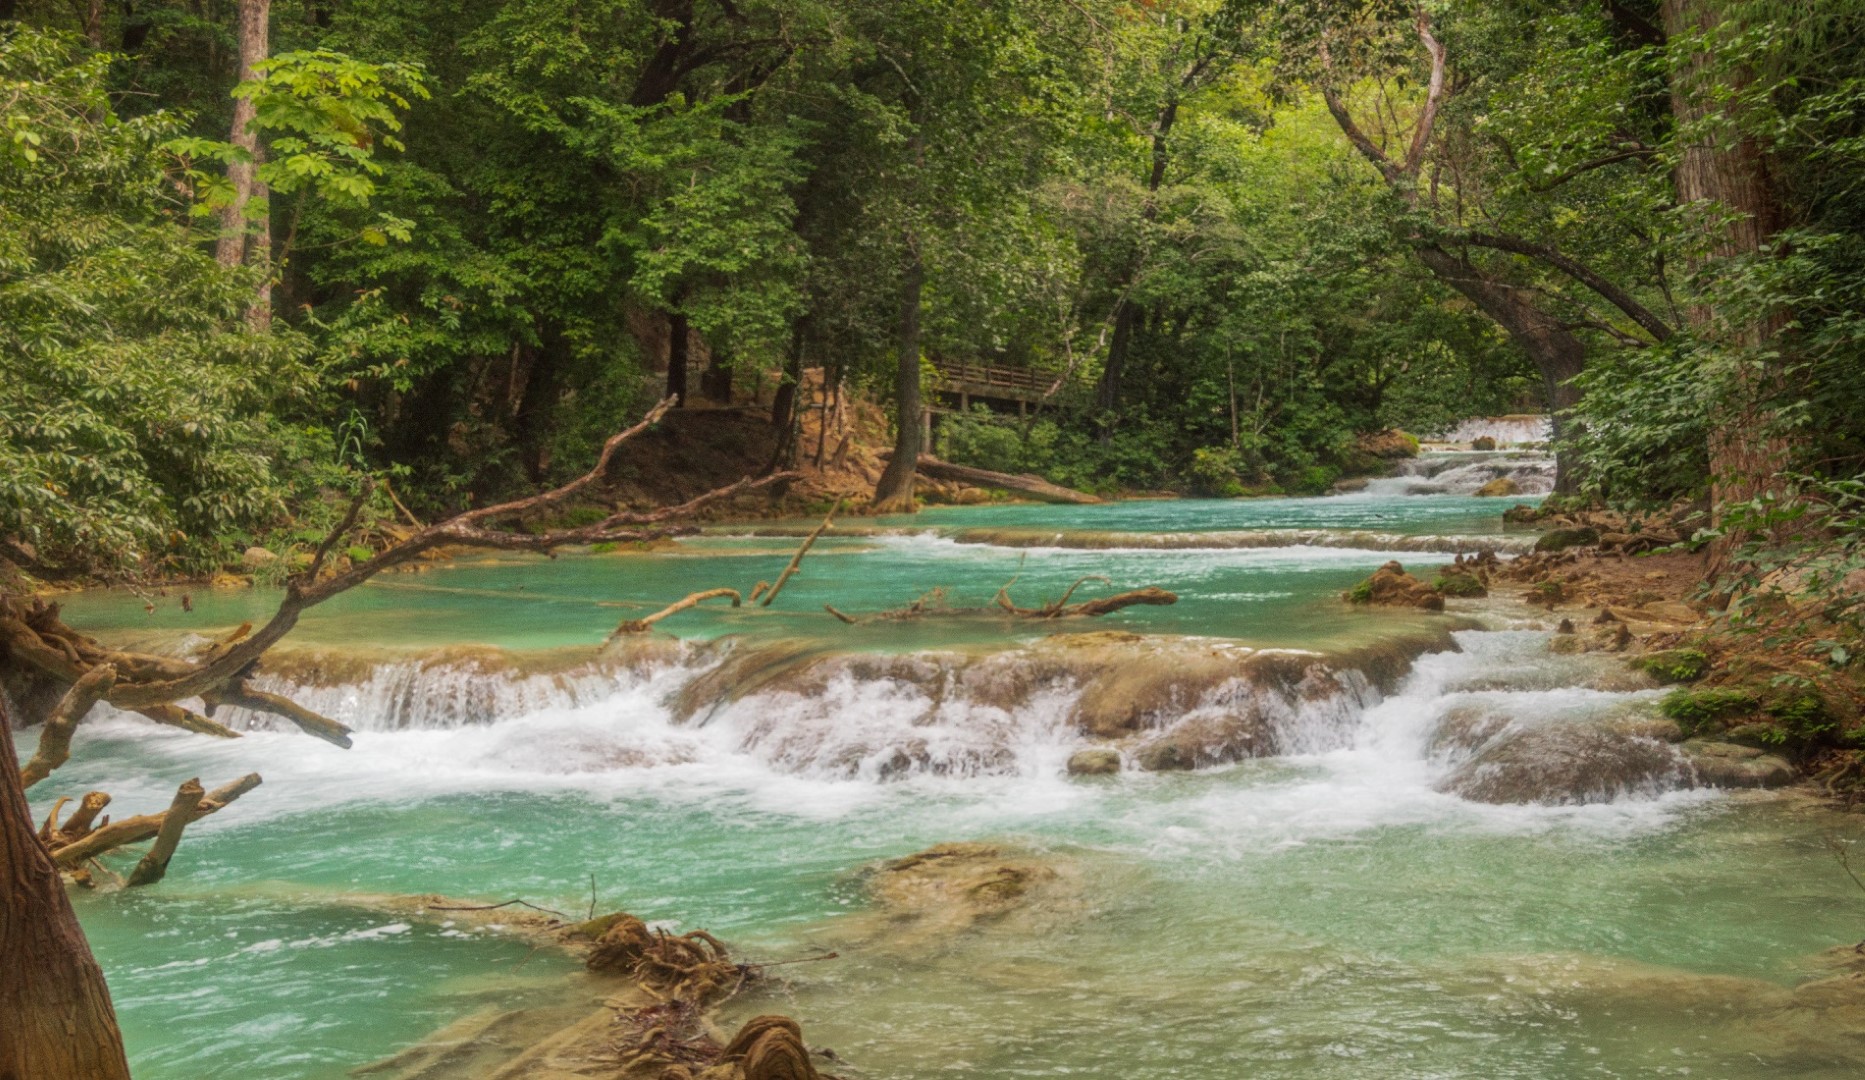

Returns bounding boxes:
[25,462,1865,1079]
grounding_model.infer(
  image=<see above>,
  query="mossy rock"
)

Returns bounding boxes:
[1534,527,1601,553]
[1659,687,1760,735]
[1502,504,1543,524]
[1345,579,1375,604]
[1629,649,1710,685]
[1435,571,1488,598]
[1471,436,1497,451]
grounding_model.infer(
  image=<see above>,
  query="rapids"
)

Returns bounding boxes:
[24,448,1865,1079]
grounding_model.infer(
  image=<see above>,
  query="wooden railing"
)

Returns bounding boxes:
[931,361,1056,400]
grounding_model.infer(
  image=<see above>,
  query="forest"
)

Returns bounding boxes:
[5,1,1865,1078]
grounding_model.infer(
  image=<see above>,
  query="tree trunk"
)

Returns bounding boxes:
[1094,98,1178,424]
[871,245,924,512]
[512,326,568,485]
[1660,0,1792,544]
[215,0,271,327]
[0,697,133,1080]
[1415,246,1588,492]
[666,312,690,407]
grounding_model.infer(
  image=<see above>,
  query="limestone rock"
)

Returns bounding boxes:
[1682,740,1796,788]
[1437,722,1696,805]
[1470,436,1498,451]
[241,546,278,568]
[1534,527,1601,553]
[1345,561,1445,611]
[1066,748,1121,776]
[1356,429,1420,459]
[1473,477,1518,497]
[1130,712,1274,772]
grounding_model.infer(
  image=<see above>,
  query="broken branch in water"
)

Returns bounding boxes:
[126,778,205,887]
[51,773,261,872]
[761,499,840,607]
[612,588,744,636]
[832,581,1178,624]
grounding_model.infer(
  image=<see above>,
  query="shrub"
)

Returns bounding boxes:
[1629,649,1710,684]
[1659,687,1760,735]
[1187,446,1246,497]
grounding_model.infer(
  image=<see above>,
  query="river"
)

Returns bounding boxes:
[26,446,1865,1079]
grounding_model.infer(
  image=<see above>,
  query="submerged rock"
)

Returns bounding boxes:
[1437,721,1695,805]
[1066,748,1121,775]
[1472,477,1518,497]
[1131,712,1274,771]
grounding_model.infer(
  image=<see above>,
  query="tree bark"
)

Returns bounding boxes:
[883,454,1103,505]
[1659,0,1792,543]
[871,242,924,512]
[215,0,271,327]
[1094,97,1180,421]
[0,697,133,1080]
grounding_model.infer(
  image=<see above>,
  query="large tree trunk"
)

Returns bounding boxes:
[871,245,924,512]
[1660,0,1792,546]
[0,698,133,1080]
[1416,246,1587,493]
[513,325,569,484]
[666,311,690,406]
[215,0,271,327]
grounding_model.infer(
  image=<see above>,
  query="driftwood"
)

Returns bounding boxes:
[51,773,261,871]
[761,500,839,607]
[878,453,1101,505]
[613,589,743,636]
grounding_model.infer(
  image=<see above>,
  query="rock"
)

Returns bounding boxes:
[1344,561,1446,611]
[241,546,278,568]
[1130,712,1273,772]
[208,571,251,589]
[1534,527,1601,553]
[1356,429,1421,459]
[1503,503,1542,524]
[1435,571,1487,598]
[1437,722,1696,805]
[1066,748,1121,776]
[1470,436,1498,451]
[1682,740,1796,788]
[953,487,993,505]
[1425,704,1513,761]
[1473,477,1519,497]
[1330,477,1370,493]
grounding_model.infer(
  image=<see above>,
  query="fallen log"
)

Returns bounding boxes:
[612,589,743,636]
[996,583,1178,618]
[878,453,1101,505]
[52,773,261,870]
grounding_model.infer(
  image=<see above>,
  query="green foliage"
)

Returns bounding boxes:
[1630,649,1712,685]
[1187,447,1248,498]
[1345,577,1375,604]
[0,29,311,574]
[1660,687,1761,734]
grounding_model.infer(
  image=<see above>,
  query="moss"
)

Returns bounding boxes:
[1531,580,1566,604]
[1345,578,1375,604]
[345,544,375,563]
[1534,527,1601,553]
[1629,648,1710,684]
[590,541,619,554]
[1435,571,1488,598]
[1659,687,1760,735]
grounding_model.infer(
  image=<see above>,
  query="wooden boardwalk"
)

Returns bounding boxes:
[932,361,1058,409]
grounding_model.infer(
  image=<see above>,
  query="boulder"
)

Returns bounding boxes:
[1131,712,1274,772]
[1345,561,1446,611]
[241,546,279,568]
[1534,527,1601,553]
[1437,722,1696,805]
[1473,477,1519,497]
[1502,503,1543,524]
[1471,436,1498,451]
[1065,748,1121,776]
[953,487,993,505]
[1356,429,1421,459]
[1681,740,1796,788]
[1330,477,1370,494]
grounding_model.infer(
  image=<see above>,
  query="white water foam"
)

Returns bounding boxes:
[1436,416,1552,446]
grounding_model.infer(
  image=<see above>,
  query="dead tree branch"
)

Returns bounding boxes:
[613,589,744,636]
[761,500,839,607]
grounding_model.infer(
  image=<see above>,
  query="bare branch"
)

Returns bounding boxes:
[19,664,117,789]
[612,589,743,636]
[52,773,261,869]
[126,778,205,887]
[1403,8,1449,178]
[762,499,839,607]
